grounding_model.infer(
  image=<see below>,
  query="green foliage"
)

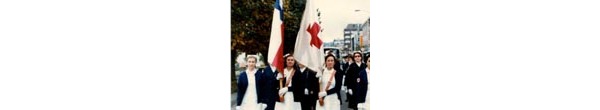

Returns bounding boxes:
[231,0,273,54]
[230,0,306,93]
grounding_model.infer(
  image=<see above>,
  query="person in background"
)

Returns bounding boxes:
[357,55,370,110]
[236,56,267,110]
[345,52,366,110]
[342,54,352,73]
[342,54,353,85]
[341,54,353,103]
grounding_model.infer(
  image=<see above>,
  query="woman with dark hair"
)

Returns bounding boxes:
[357,55,370,110]
[274,54,302,110]
[236,55,267,110]
[315,54,344,110]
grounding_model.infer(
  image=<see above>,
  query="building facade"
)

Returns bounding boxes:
[343,24,362,54]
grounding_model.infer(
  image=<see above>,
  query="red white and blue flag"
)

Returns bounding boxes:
[267,0,285,73]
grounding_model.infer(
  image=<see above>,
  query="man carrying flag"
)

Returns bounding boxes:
[293,0,324,109]
[264,0,285,109]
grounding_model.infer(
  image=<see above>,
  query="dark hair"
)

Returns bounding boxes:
[325,54,337,62]
[283,54,297,68]
[352,52,362,62]
[325,54,341,71]
[353,52,362,57]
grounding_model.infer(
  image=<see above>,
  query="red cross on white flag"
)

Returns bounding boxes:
[294,0,324,72]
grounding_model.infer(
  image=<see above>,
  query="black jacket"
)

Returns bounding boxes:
[345,62,366,92]
[292,67,319,102]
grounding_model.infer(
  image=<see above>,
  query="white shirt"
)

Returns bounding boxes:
[300,67,307,73]
[241,69,259,109]
[246,69,257,77]
[321,68,336,91]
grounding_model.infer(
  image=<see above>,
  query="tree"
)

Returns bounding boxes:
[231,0,306,93]
[231,0,273,93]
[283,0,305,55]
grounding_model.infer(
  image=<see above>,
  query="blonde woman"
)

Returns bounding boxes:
[236,56,267,110]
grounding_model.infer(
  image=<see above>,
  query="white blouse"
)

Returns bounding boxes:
[320,68,336,91]
[283,68,294,87]
[241,69,259,109]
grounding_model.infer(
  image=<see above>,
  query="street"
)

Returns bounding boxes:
[231,89,353,110]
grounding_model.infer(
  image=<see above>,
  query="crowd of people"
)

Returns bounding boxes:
[235,51,371,110]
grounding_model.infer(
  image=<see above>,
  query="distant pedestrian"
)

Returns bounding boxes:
[345,52,366,110]
[357,55,370,110]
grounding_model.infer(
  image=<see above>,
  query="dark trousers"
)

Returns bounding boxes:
[265,100,275,110]
[347,93,358,109]
[301,98,316,110]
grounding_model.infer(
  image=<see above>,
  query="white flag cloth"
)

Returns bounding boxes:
[294,0,324,72]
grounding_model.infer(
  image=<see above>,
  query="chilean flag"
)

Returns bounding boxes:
[267,0,285,73]
[294,0,324,72]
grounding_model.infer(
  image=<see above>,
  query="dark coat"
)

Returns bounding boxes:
[236,69,265,106]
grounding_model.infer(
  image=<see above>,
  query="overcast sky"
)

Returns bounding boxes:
[317,0,370,42]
